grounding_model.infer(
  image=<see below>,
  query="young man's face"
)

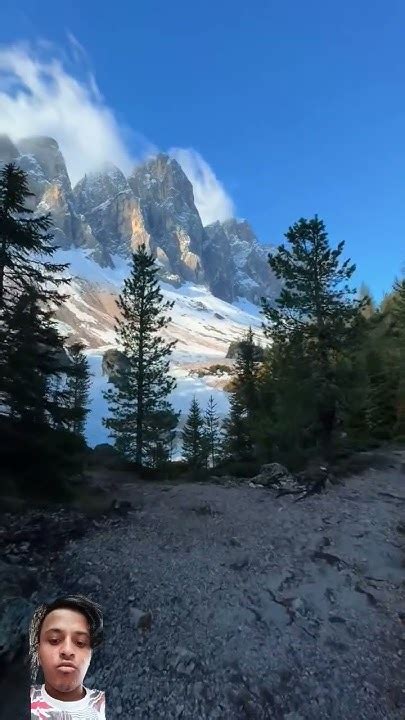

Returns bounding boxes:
[38,608,92,698]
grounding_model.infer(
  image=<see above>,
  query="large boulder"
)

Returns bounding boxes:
[226,340,265,361]
[102,349,130,381]
[250,462,296,489]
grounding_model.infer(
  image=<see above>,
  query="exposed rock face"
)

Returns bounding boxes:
[203,219,280,304]
[213,219,279,304]
[128,154,205,283]
[17,136,71,195]
[0,135,279,306]
[0,135,96,251]
[73,165,142,261]
[74,163,129,211]
[202,222,235,302]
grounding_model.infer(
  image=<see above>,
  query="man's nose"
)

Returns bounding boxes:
[60,639,75,657]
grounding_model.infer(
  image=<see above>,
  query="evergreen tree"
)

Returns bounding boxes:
[3,289,50,425]
[358,282,375,319]
[203,395,222,468]
[65,342,92,439]
[0,163,67,311]
[182,396,207,468]
[262,216,365,456]
[255,333,318,467]
[0,163,69,419]
[0,164,84,497]
[144,405,180,468]
[223,327,260,461]
[1,259,70,428]
[103,243,178,466]
[390,278,405,438]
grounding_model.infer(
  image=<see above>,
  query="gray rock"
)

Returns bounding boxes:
[251,462,296,489]
[102,349,130,380]
[170,646,198,676]
[78,573,102,587]
[129,606,152,630]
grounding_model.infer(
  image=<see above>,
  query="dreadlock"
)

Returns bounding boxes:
[29,594,104,684]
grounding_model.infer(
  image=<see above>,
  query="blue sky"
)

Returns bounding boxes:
[1,0,404,301]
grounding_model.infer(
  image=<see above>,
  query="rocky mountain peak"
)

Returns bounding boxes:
[17,136,71,196]
[203,218,280,304]
[73,163,129,216]
[0,136,279,305]
[222,218,256,245]
[129,153,195,210]
[127,153,204,284]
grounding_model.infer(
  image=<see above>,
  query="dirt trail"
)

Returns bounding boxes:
[17,453,405,718]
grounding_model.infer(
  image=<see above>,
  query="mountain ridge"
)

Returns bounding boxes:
[0,134,280,306]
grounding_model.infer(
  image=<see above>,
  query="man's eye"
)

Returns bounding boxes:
[49,639,59,645]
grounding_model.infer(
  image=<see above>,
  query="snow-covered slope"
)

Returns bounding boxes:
[53,249,268,447]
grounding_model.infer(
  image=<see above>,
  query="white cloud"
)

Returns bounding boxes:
[169,147,234,225]
[0,42,135,185]
[0,40,235,224]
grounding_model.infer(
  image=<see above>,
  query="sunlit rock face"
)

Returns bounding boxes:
[0,135,279,304]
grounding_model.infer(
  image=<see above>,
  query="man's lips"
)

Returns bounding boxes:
[57,663,77,672]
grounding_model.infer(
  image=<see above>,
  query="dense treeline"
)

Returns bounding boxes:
[218,216,405,471]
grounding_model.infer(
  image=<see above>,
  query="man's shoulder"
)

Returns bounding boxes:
[86,687,106,711]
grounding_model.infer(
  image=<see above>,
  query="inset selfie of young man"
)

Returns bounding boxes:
[29,595,106,718]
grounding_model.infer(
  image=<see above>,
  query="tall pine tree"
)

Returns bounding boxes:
[103,243,179,466]
[390,278,405,438]
[262,216,365,456]
[182,396,207,468]
[223,327,260,462]
[0,163,67,311]
[65,342,92,439]
[203,395,222,468]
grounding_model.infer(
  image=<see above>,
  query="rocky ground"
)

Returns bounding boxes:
[1,452,404,719]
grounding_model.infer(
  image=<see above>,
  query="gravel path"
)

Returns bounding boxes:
[37,457,405,719]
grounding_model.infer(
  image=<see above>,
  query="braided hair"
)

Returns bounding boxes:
[29,594,104,684]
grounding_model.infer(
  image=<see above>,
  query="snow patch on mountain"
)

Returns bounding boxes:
[60,251,266,447]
